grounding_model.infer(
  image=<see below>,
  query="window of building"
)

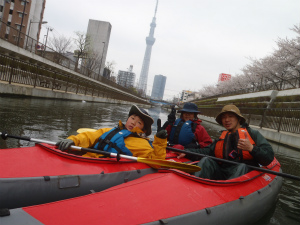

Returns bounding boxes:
[16,24,20,30]
[9,9,13,14]
[5,34,8,39]
[0,6,3,12]
[18,12,23,17]
[7,21,11,26]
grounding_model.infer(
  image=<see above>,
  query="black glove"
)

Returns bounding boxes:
[157,118,163,132]
[56,139,74,151]
[156,129,168,139]
[168,107,176,124]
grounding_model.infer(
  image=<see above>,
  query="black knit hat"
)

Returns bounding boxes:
[128,105,154,136]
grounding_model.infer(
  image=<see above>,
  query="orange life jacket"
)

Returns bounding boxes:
[215,128,255,161]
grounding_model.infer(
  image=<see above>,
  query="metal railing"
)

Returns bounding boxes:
[199,107,300,134]
[197,78,300,101]
[0,19,144,100]
[0,54,147,104]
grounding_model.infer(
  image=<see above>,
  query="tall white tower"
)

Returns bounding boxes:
[138,0,158,96]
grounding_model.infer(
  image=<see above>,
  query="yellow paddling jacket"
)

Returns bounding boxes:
[67,121,167,160]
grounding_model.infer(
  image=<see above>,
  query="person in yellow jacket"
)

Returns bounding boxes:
[56,105,167,160]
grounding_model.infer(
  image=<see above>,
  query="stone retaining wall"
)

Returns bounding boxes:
[0,82,149,108]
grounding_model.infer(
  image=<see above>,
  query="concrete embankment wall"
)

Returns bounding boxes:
[0,82,149,107]
[199,115,300,150]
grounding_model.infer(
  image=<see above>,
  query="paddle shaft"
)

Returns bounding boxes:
[0,132,144,160]
[167,146,300,181]
[0,132,201,173]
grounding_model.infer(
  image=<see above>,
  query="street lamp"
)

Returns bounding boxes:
[98,42,106,77]
[26,20,48,49]
[43,26,53,55]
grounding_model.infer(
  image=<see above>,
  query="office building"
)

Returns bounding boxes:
[151,74,166,100]
[86,19,111,77]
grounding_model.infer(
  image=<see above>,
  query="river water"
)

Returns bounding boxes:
[0,96,299,225]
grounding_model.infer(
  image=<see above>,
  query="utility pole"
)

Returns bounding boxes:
[17,0,27,47]
[26,20,48,49]
[43,27,53,56]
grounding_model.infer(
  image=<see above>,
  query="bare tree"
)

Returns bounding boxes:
[48,35,73,64]
[82,50,101,78]
[73,31,91,71]
[102,60,116,79]
[105,61,116,73]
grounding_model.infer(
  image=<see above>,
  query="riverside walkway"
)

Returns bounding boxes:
[0,21,149,105]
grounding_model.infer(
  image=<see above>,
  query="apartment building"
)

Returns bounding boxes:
[117,65,136,88]
[0,0,46,48]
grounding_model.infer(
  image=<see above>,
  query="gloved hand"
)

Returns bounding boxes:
[156,129,168,139]
[157,118,163,132]
[56,139,74,151]
[167,107,176,124]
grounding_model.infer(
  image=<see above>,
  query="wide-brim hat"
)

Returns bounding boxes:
[215,104,246,126]
[128,105,154,136]
[177,102,201,114]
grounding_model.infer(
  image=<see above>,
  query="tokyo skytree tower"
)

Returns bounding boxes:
[138,0,158,95]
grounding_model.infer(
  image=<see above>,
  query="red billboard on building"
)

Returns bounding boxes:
[218,73,231,82]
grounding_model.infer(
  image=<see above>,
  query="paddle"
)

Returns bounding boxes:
[77,128,97,133]
[0,132,201,173]
[166,146,300,181]
[76,128,300,180]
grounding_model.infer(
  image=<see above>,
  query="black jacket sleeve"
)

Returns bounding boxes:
[184,140,217,161]
[248,127,274,166]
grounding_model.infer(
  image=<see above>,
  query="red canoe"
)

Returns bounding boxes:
[0,143,158,209]
[0,156,282,225]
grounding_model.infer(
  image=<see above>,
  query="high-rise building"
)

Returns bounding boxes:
[0,0,46,48]
[137,0,158,95]
[86,19,111,78]
[117,65,136,88]
[151,74,166,100]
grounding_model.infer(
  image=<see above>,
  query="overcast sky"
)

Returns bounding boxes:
[41,0,299,100]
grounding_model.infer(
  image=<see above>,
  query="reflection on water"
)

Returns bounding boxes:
[0,97,299,224]
[269,143,300,225]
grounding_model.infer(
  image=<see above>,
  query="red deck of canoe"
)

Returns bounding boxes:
[18,158,281,225]
[0,144,152,178]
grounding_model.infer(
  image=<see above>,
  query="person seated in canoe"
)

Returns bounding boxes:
[160,102,212,151]
[177,104,274,180]
[56,105,167,160]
